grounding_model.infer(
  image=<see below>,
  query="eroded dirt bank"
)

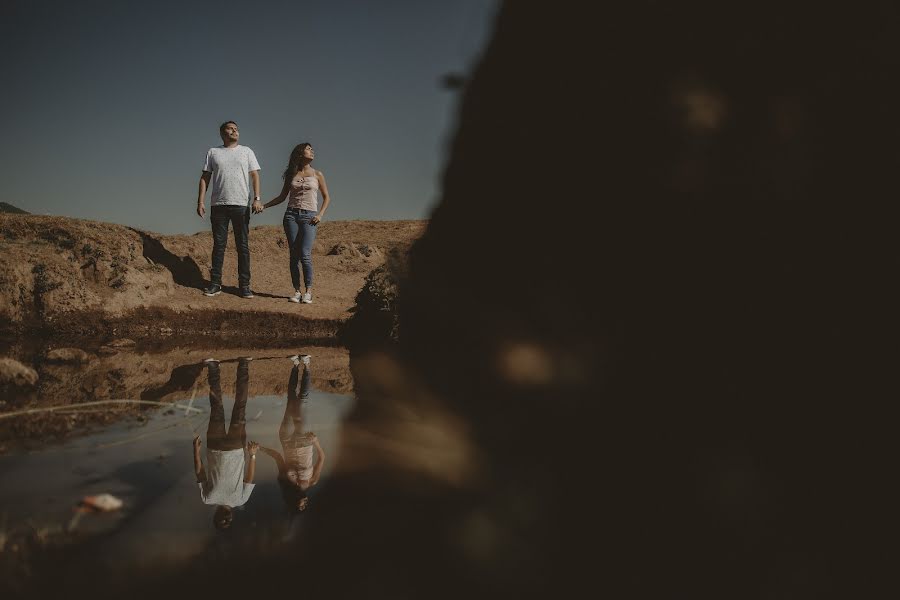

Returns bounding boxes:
[0,215,425,341]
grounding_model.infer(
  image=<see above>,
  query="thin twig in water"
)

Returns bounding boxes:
[0,400,205,420]
[50,408,132,416]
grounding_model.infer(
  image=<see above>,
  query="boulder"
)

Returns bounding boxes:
[356,244,383,259]
[327,242,363,258]
[0,357,38,387]
[45,348,92,364]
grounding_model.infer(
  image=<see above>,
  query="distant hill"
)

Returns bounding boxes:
[0,202,29,214]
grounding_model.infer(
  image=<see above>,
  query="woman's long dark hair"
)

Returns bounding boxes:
[279,476,309,513]
[282,143,312,181]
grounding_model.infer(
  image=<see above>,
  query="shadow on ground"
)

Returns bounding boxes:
[133,229,205,289]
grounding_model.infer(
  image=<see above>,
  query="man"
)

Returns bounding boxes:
[193,357,259,530]
[197,121,264,298]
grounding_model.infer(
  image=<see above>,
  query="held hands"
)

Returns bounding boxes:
[247,440,260,455]
[251,200,265,214]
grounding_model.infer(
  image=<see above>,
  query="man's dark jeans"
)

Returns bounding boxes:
[206,360,250,452]
[210,205,251,288]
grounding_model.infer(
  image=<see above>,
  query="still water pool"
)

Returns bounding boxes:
[0,347,357,591]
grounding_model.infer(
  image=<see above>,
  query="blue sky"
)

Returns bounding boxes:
[0,0,498,233]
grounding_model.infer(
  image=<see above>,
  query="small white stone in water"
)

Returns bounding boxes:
[81,493,123,512]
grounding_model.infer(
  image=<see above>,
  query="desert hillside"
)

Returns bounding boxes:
[0,214,425,340]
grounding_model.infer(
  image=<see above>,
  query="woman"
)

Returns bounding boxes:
[259,355,325,513]
[262,143,331,303]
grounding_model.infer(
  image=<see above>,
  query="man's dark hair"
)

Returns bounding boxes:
[219,121,238,134]
[213,505,233,530]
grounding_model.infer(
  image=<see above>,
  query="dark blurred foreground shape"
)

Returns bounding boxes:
[394,0,897,596]
[17,1,897,598]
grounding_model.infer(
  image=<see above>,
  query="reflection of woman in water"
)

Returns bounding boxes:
[260,355,325,512]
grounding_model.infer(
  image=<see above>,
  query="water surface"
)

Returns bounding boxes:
[0,347,356,585]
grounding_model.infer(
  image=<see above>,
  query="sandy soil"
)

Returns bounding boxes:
[0,214,425,340]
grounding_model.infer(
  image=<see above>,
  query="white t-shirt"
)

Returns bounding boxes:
[202,145,261,206]
[198,448,255,507]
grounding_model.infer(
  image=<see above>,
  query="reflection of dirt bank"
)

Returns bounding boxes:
[38,307,345,344]
[0,346,351,453]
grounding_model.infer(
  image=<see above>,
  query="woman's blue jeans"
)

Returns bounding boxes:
[283,209,318,290]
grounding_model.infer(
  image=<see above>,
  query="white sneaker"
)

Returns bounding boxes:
[289,290,302,303]
[301,291,312,304]
[289,354,311,366]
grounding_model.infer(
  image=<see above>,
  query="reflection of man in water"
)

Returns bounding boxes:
[260,355,325,513]
[192,357,258,529]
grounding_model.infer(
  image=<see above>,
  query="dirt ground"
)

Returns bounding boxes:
[0,214,422,452]
[0,214,426,340]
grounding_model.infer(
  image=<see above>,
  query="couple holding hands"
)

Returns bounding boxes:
[196,121,331,304]
[193,354,323,530]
